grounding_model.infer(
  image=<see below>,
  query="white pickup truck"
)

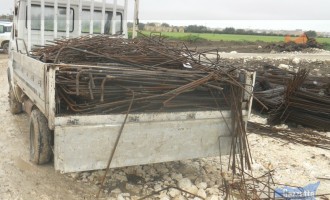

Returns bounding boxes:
[7,0,255,173]
[0,21,12,54]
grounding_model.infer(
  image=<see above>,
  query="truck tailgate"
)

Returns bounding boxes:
[54,111,242,173]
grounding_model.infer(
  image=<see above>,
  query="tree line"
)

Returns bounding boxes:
[185,25,317,38]
[128,22,318,38]
[128,22,172,30]
[0,14,13,21]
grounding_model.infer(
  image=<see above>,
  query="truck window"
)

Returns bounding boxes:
[113,13,123,34]
[4,26,12,32]
[27,5,74,32]
[0,25,3,33]
[81,10,122,34]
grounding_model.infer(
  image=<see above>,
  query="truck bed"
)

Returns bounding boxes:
[11,51,254,173]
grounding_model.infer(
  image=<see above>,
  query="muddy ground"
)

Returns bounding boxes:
[0,53,329,200]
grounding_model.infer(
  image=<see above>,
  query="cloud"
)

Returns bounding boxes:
[137,0,330,20]
[2,0,329,31]
[0,0,13,15]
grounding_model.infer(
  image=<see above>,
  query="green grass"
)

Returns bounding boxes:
[140,31,283,42]
[322,43,330,50]
[315,37,330,43]
[158,32,284,42]
[138,31,330,47]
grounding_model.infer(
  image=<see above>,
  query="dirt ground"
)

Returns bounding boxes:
[0,54,98,200]
[185,40,329,54]
[0,53,329,200]
[186,40,270,53]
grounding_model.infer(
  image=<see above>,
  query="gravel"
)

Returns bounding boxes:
[62,112,330,199]
[218,55,330,76]
[67,157,229,199]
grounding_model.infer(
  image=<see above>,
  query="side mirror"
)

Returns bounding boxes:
[14,6,18,16]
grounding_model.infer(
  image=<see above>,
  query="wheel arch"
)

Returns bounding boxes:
[1,40,9,48]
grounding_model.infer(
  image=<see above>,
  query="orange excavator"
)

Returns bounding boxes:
[285,34,308,44]
[267,33,320,52]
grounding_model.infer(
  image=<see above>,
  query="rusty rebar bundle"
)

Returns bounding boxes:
[31,35,249,116]
[269,69,330,130]
[254,66,330,131]
[248,121,330,150]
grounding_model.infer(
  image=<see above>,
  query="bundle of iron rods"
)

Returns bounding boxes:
[248,122,330,150]
[31,35,248,115]
[253,67,294,110]
[55,64,232,114]
[254,66,330,131]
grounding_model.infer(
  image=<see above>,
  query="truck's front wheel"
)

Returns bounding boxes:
[2,42,9,54]
[29,109,52,165]
[8,87,22,114]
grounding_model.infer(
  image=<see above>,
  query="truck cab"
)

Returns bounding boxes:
[0,21,12,54]
[10,0,127,53]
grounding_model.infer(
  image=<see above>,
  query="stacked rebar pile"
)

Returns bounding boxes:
[254,66,330,131]
[33,35,188,67]
[31,35,247,115]
[55,64,231,114]
[253,66,296,110]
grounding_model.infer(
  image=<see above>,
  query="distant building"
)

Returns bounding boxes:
[144,23,185,33]
[0,14,13,21]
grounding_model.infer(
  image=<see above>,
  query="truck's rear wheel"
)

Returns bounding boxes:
[8,87,22,114]
[2,42,9,54]
[29,109,52,164]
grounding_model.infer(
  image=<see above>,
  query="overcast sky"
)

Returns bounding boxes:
[1,0,330,31]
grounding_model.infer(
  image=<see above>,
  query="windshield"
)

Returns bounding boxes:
[4,26,12,32]
[0,25,11,33]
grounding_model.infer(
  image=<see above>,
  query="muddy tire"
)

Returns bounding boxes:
[29,109,52,165]
[8,87,22,114]
[2,42,9,54]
